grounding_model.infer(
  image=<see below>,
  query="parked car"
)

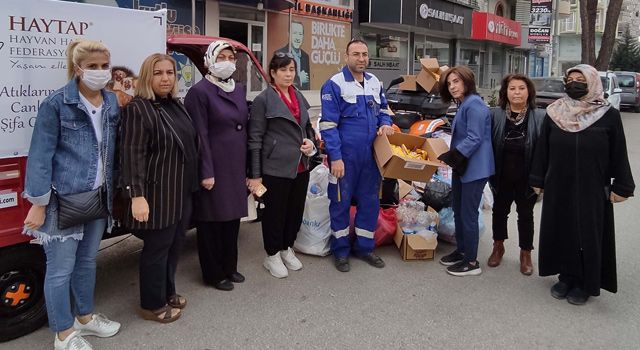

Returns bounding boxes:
[599,71,622,110]
[613,71,640,112]
[531,77,565,108]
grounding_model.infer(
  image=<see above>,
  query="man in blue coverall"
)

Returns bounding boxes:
[319,39,394,272]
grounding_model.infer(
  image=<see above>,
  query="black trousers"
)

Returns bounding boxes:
[196,219,240,284]
[491,173,537,251]
[261,171,310,256]
[138,198,191,310]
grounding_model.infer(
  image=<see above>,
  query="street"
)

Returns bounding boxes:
[5,111,640,350]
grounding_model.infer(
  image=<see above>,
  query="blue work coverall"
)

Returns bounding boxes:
[319,66,392,258]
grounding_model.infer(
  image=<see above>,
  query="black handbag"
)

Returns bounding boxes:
[55,117,109,230]
[55,186,109,229]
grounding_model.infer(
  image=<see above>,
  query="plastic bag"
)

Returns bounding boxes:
[421,177,452,211]
[482,183,494,210]
[437,206,485,244]
[348,207,398,247]
[307,163,329,196]
[294,165,332,256]
[375,207,397,247]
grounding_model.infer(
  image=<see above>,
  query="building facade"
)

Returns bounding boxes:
[619,0,640,41]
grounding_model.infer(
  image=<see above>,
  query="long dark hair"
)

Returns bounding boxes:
[268,53,296,84]
[498,74,537,110]
[439,66,477,104]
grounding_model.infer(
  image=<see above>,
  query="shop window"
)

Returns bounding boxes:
[414,40,450,73]
[491,51,502,74]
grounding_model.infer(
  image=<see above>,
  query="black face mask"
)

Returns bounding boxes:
[564,81,588,100]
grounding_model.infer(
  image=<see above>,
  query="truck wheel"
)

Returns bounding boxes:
[635,104,640,113]
[0,244,47,342]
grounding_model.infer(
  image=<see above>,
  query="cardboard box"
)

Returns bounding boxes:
[398,179,413,199]
[399,75,425,91]
[374,133,449,182]
[394,226,438,261]
[419,58,440,72]
[415,58,446,93]
[416,69,439,93]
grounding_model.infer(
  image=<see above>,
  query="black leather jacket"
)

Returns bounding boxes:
[490,107,545,193]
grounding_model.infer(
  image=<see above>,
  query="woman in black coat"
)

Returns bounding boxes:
[488,74,544,275]
[119,54,198,322]
[530,64,634,305]
[247,53,317,279]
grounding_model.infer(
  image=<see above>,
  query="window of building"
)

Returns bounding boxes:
[495,3,504,17]
[596,10,604,32]
[560,13,576,33]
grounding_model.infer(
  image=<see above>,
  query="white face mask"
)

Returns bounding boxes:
[79,68,111,91]
[209,60,236,80]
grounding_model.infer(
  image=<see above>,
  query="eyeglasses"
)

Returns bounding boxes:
[274,52,294,59]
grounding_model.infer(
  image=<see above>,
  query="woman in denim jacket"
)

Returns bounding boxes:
[23,40,121,350]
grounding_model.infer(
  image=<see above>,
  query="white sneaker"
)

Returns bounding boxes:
[280,247,303,271]
[263,253,288,278]
[73,313,121,338]
[54,330,93,350]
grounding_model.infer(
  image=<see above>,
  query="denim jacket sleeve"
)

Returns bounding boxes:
[23,98,60,206]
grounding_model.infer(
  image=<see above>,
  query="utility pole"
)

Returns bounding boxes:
[550,0,559,76]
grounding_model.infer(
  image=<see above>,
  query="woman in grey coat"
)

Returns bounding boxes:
[247,53,317,279]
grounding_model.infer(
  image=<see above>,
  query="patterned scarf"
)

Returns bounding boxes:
[506,103,528,126]
[205,74,235,93]
[546,64,610,132]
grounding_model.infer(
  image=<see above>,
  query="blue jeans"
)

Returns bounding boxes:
[43,218,106,332]
[451,175,487,263]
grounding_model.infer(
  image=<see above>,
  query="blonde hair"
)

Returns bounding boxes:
[66,39,111,80]
[136,54,178,100]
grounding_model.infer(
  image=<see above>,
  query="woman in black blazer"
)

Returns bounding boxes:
[119,53,198,323]
[248,53,317,279]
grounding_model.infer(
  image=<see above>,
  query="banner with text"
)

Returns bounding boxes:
[0,0,166,159]
[528,0,552,43]
[267,12,350,90]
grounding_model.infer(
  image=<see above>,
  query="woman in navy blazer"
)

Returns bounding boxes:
[437,66,494,276]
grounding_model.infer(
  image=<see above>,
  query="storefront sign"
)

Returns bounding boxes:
[292,0,353,22]
[471,12,521,46]
[419,3,464,24]
[528,27,551,43]
[528,0,552,43]
[412,0,472,36]
[369,58,401,70]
